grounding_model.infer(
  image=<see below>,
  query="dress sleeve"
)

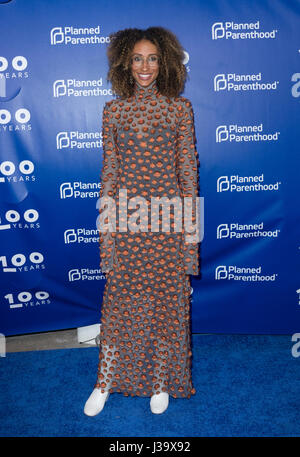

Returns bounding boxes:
[176,98,200,276]
[99,101,119,273]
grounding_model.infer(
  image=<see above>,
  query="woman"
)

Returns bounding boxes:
[84,26,200,416]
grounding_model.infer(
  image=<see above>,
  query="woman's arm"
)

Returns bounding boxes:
[99,101,119,273]
[176,98,200,275]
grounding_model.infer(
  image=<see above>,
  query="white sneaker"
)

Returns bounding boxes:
[84,388,110,416]
[150,392,169,414]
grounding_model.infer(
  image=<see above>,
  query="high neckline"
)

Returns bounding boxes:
[133,79,159,99]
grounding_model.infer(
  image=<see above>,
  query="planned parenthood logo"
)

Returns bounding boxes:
[212,21,278,40]
[53,79,112,97]
[50,26,110,45]
[216,124,280,143]
[60,182,100,200]
[216,222,280,240]
[68,268,104,281]
[214,73,279,92]
[56,131,103,149]
[215,265,277,281]
[64,228,98,245]
[217,174,281,193]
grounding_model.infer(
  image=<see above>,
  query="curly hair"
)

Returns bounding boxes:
[105,26,187,99]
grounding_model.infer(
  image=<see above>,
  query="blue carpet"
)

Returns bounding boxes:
[0,334,299,437]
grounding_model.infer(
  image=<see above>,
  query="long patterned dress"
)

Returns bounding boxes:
[95,79,200,398]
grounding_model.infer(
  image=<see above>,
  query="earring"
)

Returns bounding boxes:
[129,75,134,84]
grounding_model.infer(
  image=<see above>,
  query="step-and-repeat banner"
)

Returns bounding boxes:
[1,0,299,336]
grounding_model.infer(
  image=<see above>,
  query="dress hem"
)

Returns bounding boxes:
[93,384,196,399]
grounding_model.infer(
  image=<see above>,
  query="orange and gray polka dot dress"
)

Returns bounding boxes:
[95,79,200,398]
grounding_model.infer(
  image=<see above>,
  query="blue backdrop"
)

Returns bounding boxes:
[1,0,299,336]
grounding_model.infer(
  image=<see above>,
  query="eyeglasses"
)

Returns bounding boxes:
[130,55,159,67]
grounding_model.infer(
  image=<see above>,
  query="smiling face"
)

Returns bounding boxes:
[130,39,159,87]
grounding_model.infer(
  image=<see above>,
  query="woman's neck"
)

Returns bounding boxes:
[134,79,158,98]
